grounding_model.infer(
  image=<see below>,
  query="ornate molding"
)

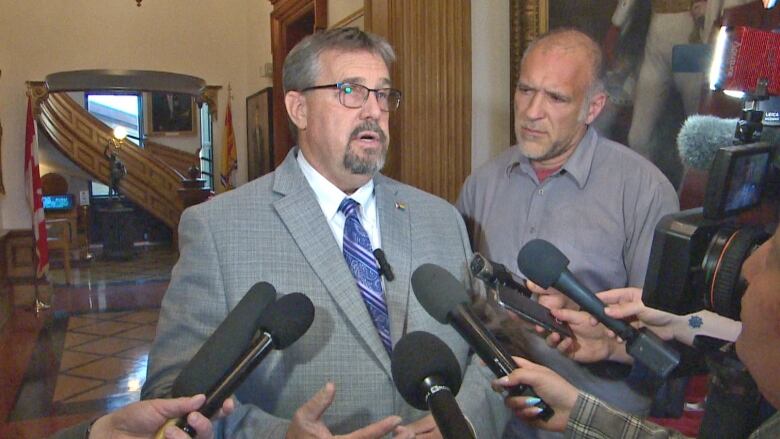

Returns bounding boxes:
[510,0,548,143]
[199,85,222,120]
[25,81,49,116]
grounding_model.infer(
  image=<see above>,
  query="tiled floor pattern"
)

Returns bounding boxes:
[48,243,178,287]
[1,243,174,438]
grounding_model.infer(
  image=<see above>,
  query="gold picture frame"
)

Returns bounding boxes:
[145,91,198,136]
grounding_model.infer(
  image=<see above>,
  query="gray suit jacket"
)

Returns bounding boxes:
[142,149,507,438]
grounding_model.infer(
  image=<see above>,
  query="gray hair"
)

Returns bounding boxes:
[283,27,396,94]
[283,27,396,140]
[520,27,606,115]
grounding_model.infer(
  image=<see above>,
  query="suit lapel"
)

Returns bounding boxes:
[375,176,412,348]
[272,151,392,377]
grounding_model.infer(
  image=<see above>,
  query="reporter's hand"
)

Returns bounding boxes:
[598,287,676,340]
[527,281,577,311]
[491,357,578,433]
[286,383,412,439]
[540,308,628,364]
[89,394,234,439]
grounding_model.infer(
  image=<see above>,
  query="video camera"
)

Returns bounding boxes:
[643,26,779,322]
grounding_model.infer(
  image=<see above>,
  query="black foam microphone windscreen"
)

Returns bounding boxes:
[391,331,462,410]
[392,331,474,439]
[172,282,277,398]
[259,292,315,349]
[411,263,469,323]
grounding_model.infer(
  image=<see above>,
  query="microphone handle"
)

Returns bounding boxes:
[157,333,275,439]
[555,272,635,340]
[422,376,475,439]
[201,332,274,416]
[450,305,554,420]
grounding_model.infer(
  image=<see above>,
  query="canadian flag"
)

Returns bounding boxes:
[24,97,49,279]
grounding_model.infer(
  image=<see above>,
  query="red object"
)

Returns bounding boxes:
[24,97,49,279]
[717,26,780,95]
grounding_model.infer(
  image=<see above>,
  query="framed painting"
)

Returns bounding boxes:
[146,92,197,136]
[246,87,274,181]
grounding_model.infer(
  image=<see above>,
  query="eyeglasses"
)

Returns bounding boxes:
[300,82,402,112]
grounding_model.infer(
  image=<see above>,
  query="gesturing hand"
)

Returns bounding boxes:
[286,383,413,439]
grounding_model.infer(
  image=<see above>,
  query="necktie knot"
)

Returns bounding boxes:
[339,198,360,218]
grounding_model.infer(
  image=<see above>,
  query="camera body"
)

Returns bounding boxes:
[643,142,775,321]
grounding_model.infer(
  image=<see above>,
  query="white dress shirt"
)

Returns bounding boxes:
[296,150,382,252]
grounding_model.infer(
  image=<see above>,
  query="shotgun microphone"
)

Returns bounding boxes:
[160,289,314,438]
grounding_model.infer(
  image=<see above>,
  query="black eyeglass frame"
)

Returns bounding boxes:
[299,82,402,112]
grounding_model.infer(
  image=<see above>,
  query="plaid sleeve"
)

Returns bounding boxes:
[564,393,690,439]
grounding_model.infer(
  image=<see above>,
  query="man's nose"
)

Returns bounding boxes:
[523,92,545,120]
[360,91,383,119]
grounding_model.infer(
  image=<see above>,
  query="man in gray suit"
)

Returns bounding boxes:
[142,27,506,438]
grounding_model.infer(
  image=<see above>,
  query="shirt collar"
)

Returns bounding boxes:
[297,150,375,221]
[505,126,598,189]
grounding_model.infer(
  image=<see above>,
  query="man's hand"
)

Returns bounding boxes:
[286,383,413,439]
[491,357,578,433]
[402,414,441,439]
[89,394,234,439]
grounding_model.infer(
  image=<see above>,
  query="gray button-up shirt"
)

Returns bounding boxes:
[457,127,679,436]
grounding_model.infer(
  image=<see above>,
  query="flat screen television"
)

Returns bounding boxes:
[42,194,75,212]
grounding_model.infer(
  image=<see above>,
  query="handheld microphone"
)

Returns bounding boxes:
[517,239,680,378]
[161,289,315,438]
[469,253,529,295]
[411,263,554,420]
[392,331,475,439]
[373,248,394,281]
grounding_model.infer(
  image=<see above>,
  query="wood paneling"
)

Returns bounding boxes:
[367,0,471,202]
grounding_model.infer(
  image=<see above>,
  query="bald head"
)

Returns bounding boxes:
[522,28,605,97]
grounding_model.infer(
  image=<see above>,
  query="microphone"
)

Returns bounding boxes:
[517,239,680,378]
[162,289,315,438]
[677,115,780,171]
[373,248,394,281]
[411,263,554,420]
[392,331,475,439]
[470,253,529,295]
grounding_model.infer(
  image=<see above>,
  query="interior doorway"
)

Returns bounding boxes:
[269,0,327,165]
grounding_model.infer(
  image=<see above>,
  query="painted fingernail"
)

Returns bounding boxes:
[525,397,541,407]
[529,406,544,416]
[497,376,509,385]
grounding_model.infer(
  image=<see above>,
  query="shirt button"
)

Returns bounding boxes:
[538,189,544,195]
[530,227,536,234]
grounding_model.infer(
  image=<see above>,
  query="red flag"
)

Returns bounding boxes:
[24,97,49,279]
[219,99,237,192]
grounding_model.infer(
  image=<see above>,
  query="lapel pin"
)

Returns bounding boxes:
[395,201,406,211]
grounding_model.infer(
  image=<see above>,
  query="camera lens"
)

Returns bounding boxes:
[701,227,768,320]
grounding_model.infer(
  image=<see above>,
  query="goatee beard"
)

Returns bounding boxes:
[344,121,388,175]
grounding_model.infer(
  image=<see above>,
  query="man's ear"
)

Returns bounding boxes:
[584,91,607,125]
[285,91,307,131]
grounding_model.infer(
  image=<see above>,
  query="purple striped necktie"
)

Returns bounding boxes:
[339,197,392,354]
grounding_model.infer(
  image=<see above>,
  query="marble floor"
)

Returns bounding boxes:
[0,243,175,438]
